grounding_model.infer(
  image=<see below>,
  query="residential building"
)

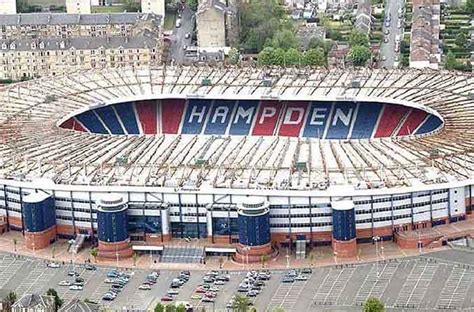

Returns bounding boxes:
[66,0,92,14]
[409,0,441,69]
[196,0,238,49]
[0,13,162,40]
[12,294,55,312]
[0,0,17,14]
[0,35,161,80]
[59,299,99,312]
[141,0,165,22]
[355,0,372,34]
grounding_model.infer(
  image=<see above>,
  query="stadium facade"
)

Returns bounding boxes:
[0,66,473,260]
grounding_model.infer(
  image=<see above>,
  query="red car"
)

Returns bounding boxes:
[195,287,207,293]
[161,295,174,302]
[205,291,217,298]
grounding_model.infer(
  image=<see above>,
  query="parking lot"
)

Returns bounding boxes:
[1,250,474,311]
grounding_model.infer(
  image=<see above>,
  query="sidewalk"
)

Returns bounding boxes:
[0,230,449,271]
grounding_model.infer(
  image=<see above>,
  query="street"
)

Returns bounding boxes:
[168,5,196,64]
[380,0,405,68]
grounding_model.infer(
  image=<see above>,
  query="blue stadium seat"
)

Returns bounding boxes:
[204,100,236,135]
[95,106,125,135]
[113,103,140,134]
[415,115,443,135]
[228,100,259,135]
[351,102,382,139]
[325,102,357,139]
[75,110,108,134]
[182,99,211,134]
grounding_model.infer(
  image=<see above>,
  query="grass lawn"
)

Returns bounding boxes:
[163,11,177,31]
[91,5,126,13]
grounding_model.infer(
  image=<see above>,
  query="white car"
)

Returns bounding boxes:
[69,285,83,291]
[58,280,71,286]
[104,278,115,284]
[214,280,225,285]
[295,275,308,281]
[167,288,179,295]
[47,262,60,268]
[139,284,152,290]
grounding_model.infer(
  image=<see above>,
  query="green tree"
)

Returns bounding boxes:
[270,29,298,50]
[232,294,251,312]
[271,308,286,312]
[285,48,302,65]
[187,0,198,11]
[308,37,333,55]
[466,0,474,13]
[273,48,286,66]
[165,304,176,312]
[175,304,186,312]
[238,0,287,52]
[445,50,458,70]
[258,47,276,66]
[348,31,370,47]
[154,303,165,312]
[228,48,241,65]
[2,291,17,312]
[123,0,140,12]
[303,48,326,66]
[90,247,98,263]
[326,28,343,41]
[400,55,409,67]
[349,46,372,66]
[454,32,468,48]
[46,288,63,312]
[363,297,385,312]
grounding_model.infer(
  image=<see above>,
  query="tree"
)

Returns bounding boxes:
[176,304,186,312]
[46,288,63,312]
[454,32,468,48]
[308,37,333,55]
[154,303,165,312]
[123,0,140,12]
[273,48,286,66]
[326,28,343,41]
[348,31,370,47]
[285,48,302,66]
[238,0,287,52]
[445,50,458,70]
[228,48,241,65]
[2,291,17,312]
[349,46,372,66]
[90,247,98,263]
[270,29,298,50]
[258,47,276,66]
[271,308,286,312]
[363,297,385,312]
[232,294,251,312]
[187,0,198,11]
[165,304,176,312]
[303,48,326,66]
[466,0,474,13]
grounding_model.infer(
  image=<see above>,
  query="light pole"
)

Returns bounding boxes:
[418,222,422,253]
[286,246,290,269]
[243,246,250,272]
[115,243,119,268]
[372,236,381,278]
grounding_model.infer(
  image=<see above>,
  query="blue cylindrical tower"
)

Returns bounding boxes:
[23,192,56,233]
[96,194,133,258]
[234,197,274,263]
[22,191,57,250]
[331,200,357,257]
[97,194,128,243]
[237,198,271,246]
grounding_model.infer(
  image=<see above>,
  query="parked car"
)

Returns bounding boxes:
[58,280,71,286]
[139,284,152,290]
[301,268,312,274]
[247,290,259,297]
[214,280,225,285]
[161,295,174,302]
[67,271,79,277]
[282,276,295,283]
[47,262,60,268]
[191,294,202,300]
[69,285,83,291]
[295,275,308,281]
[202,297,215,303]
[85,264,96,270]
[104,278,115,284]
[167,288,179,295]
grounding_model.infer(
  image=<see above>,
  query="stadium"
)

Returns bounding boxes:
[0,65,473,261]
